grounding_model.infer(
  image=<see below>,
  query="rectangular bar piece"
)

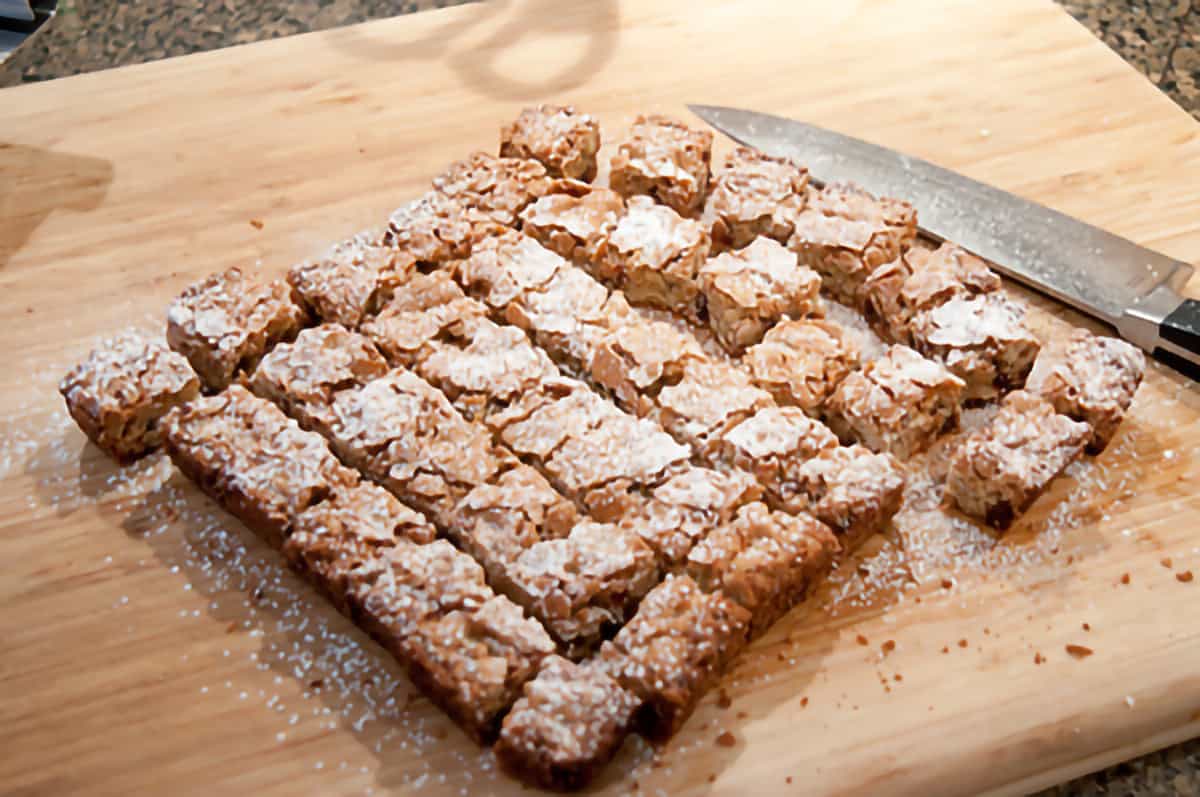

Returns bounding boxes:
[703,146,810,251]
[286,233,417,329]
[166,266,309,391]
[685,502,839,638]
[432,151,557,226]
[383,189,506,266]
[356,540,555,743]
[945,390,1090,529]
[495,656,639,792]
[716,406,839,508]
[360,270,489,369]
[745,319,860,414]
[597,574,750,740]
[653,358,774,460]
[327,369,508,528]
[285,480,437,614]
[1025,328,1145,453]
[698,237,823,354]
[610,114,713,217]
[520,187,625,265]
[789,444,906,552]
[788,181,917,308]
[909,294,1041,403]
[60,332,200,463]
[825,344,964,459]
[160,385,357,549]
[247,324,390,434]
[862,243,1001,344]
[500,104,602,182]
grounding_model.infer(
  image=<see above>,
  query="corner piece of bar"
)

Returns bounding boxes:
[703,146,809,251]
[287,233,417,328]
[166,266,309,391]
[945,390,1089,529]
[698,236,823,354]
[60,332,200,463]
[825,344,964,459]
[609,114,713,217]
[596,574,750,741]
[909,293,1041,403]
[500,104,602,182]
[745,319,860,414]
[686,502,838,638]
[1025,328,1145,453]
[495,656,639,792]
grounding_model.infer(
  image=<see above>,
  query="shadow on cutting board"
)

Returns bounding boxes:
[329,0,620,101]
[0,141,113,271]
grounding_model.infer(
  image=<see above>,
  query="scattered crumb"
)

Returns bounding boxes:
[309,678,324,690]
[800,697,808,708]
[707,774,717,783]
[894,674,903,682]
[249,219,264,230]
[736,710,749,719]
[941,646,949,654]
[1120,573,1131,585]
[786,776,793,784]
[1178,571,1194,583]
[983,627,991,636]
[226,621,238,633]
[1066,555,1074,565]
[958,639,968,648]
[1082,623,1091,632]
[716,731,737,748]
[1066,644,1094,659]
[940,578,953,589]
[1034,653,1045,664]
[717,690,732,709]
[856,634,869,646]
[881,640,896,655]
[1161,557,1174,569]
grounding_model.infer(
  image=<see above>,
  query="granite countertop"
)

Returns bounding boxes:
[2,1,1198,794]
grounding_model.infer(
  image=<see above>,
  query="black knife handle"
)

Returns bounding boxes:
[1155,298,1200,381]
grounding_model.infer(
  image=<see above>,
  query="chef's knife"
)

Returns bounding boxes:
[689,104,1200,378]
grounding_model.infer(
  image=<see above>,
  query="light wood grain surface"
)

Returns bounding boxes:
[2,0,1200,794]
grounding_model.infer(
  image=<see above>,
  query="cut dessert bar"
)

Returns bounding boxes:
[247,324,390,433]
[685,502,838,638]
[825,344,964,459]
[597,574,750,740]
[287,234,417,328]
[594,195,711,318]
[60,333,200,463]
[160,385,357,549]
[495,656,640,792]
[716,406,838,508]
[489,377,690,520]
[1025,328,1146,453]
[654,358,773,459]
[356,540,555,743]
[745,319,859,414]
[945,390,1089,529]
[789,444,905,551]
[383,190,506,266]
[909,293,1040,403]
[618,467,762,568]
[500,104,602,182]
[698,237,823,354]
[166,266,309,391]
[519,187,624,265]
[326,369,507,528]
[506,520,659,657]
[285,479,437,614]
[788,181,917,308]
[703,146,810,251]
[432,151,557,226]
[609,114,713,217]
[360,270,488,368]
[862,243,1000,344]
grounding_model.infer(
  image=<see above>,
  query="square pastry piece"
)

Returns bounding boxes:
[495,656,639,792]
[60,333,200,463]
[609,114,713,217]
[432,152,556,226]
[825,344,964,459]
[704,146,809,251]
[909,293,1041,403]
[1025,328,1145,453]
[384,190,505,266]
[946,390,1089,529]
[698,237,823,354]
[500,104,602,182]
[166,267,309,391]
[789,182,917,308]
[746,319,859,414]
[862,243,1001,344]
[520,187,625,265]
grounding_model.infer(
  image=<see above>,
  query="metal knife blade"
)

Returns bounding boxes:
[689,104,1200,375]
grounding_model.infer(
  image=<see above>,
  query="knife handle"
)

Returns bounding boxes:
[1157,299,1200,381]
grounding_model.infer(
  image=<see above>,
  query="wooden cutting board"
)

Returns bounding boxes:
[3,1,1199,794]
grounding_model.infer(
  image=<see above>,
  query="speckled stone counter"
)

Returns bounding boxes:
[1,2,1198,794]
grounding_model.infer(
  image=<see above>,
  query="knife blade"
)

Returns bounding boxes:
[688,104,1200,377]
